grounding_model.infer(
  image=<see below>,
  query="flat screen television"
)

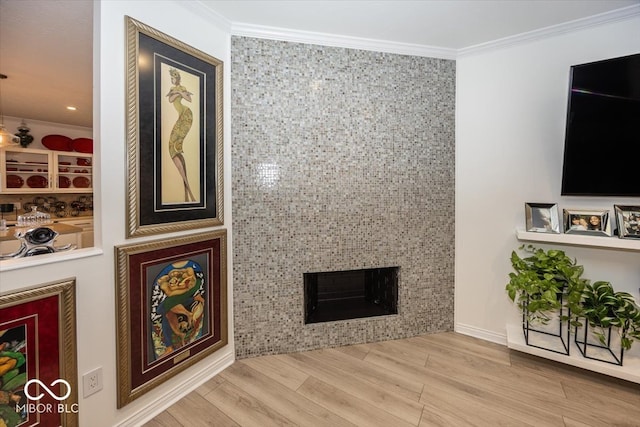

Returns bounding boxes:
[561,53,640,197]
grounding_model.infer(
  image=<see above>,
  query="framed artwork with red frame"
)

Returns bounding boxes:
[0,279,78,427]
[115,230,227,408]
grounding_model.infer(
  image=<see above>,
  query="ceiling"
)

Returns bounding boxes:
[0,0,637,129]
[0,0,93,128]
[205,0,639,50]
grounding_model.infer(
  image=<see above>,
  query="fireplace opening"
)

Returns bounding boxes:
[304,267,399,324]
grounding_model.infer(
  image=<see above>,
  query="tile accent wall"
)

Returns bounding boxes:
[231,36,456,358]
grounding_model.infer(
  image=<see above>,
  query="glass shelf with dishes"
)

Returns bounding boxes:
[0,147,92,193]
[55,153,92,192]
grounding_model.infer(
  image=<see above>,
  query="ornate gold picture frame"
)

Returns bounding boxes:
[115,230,227,407]
[0,279,78,426]
[125,16,224,237]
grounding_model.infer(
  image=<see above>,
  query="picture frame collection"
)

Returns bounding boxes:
[0,15,228,422]
[116,15,227,408]
[525,203,640,239]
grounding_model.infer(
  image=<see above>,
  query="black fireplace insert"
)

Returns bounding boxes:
[304,267,399,324]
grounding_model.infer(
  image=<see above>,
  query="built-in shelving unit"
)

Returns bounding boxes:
[516,229,640,251]
[1,147,93,193]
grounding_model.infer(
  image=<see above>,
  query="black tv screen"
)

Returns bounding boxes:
[561,53,640,197]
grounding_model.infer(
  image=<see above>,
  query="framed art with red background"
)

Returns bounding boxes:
[0,279,77,427]
[115,230,227,408]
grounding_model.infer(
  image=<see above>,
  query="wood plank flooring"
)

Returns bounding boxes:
[144,332,640,426]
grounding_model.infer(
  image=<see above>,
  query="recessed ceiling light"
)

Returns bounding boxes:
[66,106,77,111]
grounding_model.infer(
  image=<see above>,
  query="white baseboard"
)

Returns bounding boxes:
[115,351,235,427]
[455,323,507,346]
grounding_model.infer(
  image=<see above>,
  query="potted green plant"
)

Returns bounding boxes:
[506,245,588,323]
[506,245,588,353]
[573,281,640,365]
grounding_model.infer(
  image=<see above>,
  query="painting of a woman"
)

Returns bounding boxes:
[166,68,196,202]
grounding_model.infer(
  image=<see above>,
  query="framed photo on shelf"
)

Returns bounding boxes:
[0,279,78,427]
[115,230,228,408]
[125,16,224,237]
[563,209,612,236]
[525,202,561,233]
[614,205,640,239]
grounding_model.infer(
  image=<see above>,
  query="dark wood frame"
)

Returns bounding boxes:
[125,16,224,237]
[115,230,227,408]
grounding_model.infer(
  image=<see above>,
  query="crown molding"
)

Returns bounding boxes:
[230,22,457,60]
[184,0,233,32]
[197,2,639,59]
[458,4,640,57]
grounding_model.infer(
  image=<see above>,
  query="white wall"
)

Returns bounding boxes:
[455,16,640,344]
[0,1,233,426]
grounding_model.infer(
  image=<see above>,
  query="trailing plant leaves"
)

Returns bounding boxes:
[506,245,587,326]
[506,245,640,351]
[579,281,640,351]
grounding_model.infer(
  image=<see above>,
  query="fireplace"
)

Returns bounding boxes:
[304,267,399,324]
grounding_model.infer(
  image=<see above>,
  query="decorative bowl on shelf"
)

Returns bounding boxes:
[6,175,24,188]
[76,158,91,166]
[26,175,48,188]
[71,138,93,154]
[42,134,73,151]
[58,176,71,188]
[72,176,91,188]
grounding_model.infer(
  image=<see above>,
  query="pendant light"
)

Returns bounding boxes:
[0,73,20,147]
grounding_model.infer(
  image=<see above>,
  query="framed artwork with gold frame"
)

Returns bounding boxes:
[115,230,227,408]
[0,279,77,426]
[125,16,224,237]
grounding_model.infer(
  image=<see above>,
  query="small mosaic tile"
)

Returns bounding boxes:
[231,36,456,358]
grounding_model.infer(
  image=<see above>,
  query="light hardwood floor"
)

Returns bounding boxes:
[144,332,640,426]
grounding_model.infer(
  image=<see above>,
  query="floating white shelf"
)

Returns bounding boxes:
[516,229,640,252]
[512,229,640,382]
[506,323,640,384]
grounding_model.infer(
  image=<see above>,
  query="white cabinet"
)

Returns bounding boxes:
[0,147,93,194]
[0,238,21,256]
[57,218,94,248]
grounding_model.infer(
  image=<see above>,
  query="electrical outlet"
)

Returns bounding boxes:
[14,202,21,211]
[82,367,103,398]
